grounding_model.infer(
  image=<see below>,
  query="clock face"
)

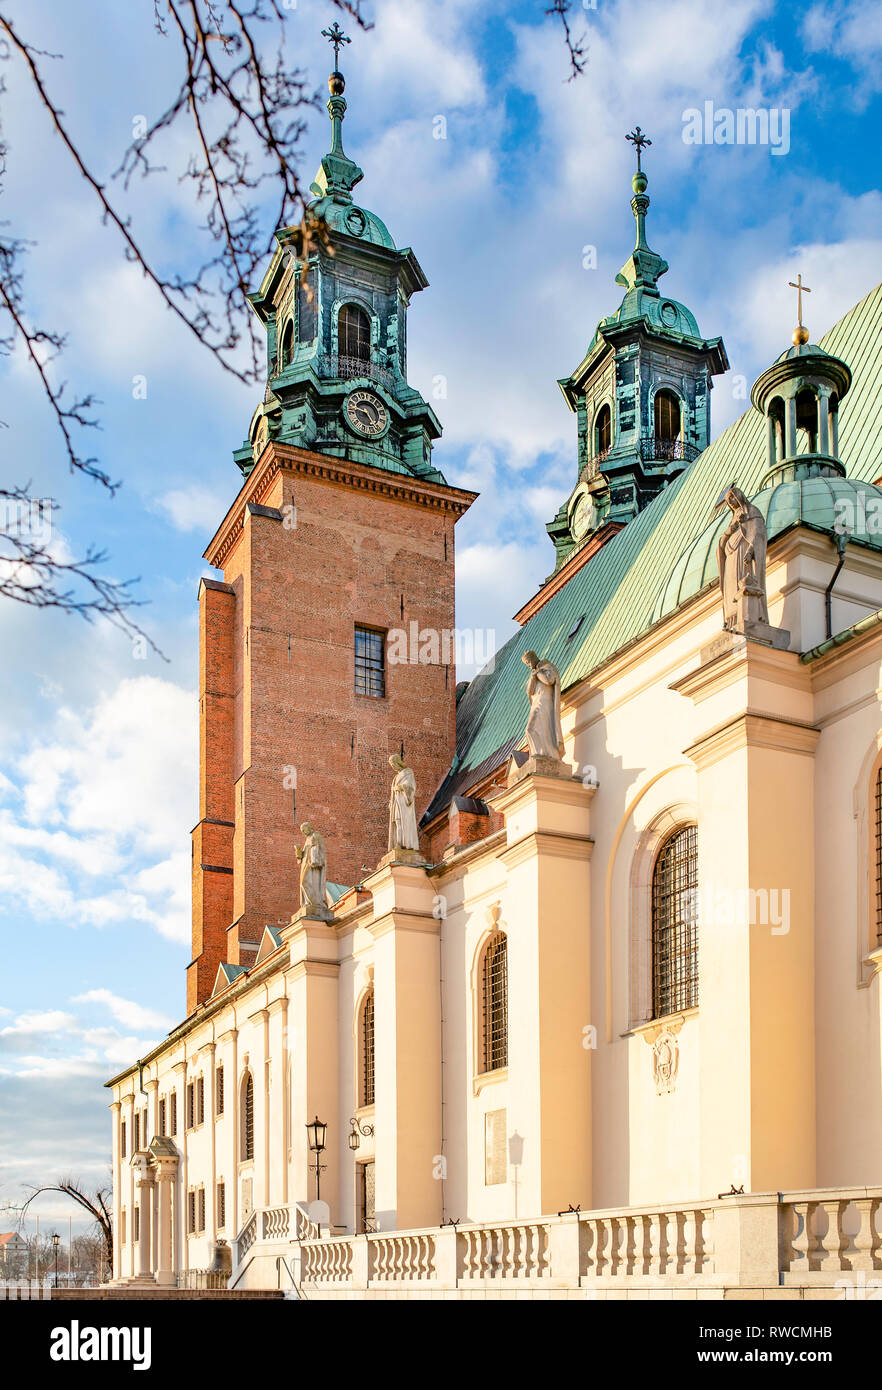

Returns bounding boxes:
[571,492,596,539]
[345,389,389,438]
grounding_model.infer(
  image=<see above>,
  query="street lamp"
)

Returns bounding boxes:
[306,1116,327,1202]
[348,1116,374,1151]
[52,1232,60,1289]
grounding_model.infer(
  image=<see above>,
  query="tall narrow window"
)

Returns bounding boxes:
[170,1091,177,1137]
[280,318,294,370]
[594,403,612,457]
[875,765,882,946]
[216,1066,224,1116]
[654,389,681,443]
[186,1083,195,1131]
[198,1188,206,1233]
[354,626,385,698]
[481,932,508,1073]
[651,824,698,1017]
[158,1098,166,1136]
[217,1182,226,1230]
[120,1120,127,1159]
[361,989,375,1108]
[242,1073,254,1161]
[196,1076,205,1126]
[121,1210,127,1245]
[133,1207,140,1242]
[187,1192,196,1235]
[133,1113,140,1152]
[338,302,370,362]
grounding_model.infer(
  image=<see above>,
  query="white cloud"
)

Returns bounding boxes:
[153,483,231,535]
[72,989,174,1034]
[0,1010,77,1038]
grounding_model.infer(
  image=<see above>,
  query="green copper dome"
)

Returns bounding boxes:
[651,474,882,624]
[306,195,396,250]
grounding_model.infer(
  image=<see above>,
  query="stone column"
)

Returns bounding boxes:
[784,392,798,459]
[817,386,831,456]
[110,1101,121,1282]
[673,634,818,1194]
[206,1041,217,1243]
[134,1160,154,1280]
[288,916,340,1220]
[155,1159,177,1286]
[489,765,595,1216]
[365,859,442,1233]
[172,1059,187,1272]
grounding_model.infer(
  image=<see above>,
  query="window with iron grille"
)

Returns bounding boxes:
[242,1073,254,1161]
[361,990,375,1108]
[217,1182,226,1230]
[197,1076,205,1126]
[354,626,385,698]
[651,824,698,1018]
[187,1191,196,1235]
[170,1091,177,1137]
[186,1082,195,1130]
[133,1206,140,1242]
[134,1112,141,1152]
[120,1120,127,1159]
[216,1065,224,1115]
[158,1098,166,1136]
[875,765,882,946]
[198,1188,206,1233]
[338,302,371,361]
[481,932,508,1073]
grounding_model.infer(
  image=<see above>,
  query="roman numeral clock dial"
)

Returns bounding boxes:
[345,388,389,438]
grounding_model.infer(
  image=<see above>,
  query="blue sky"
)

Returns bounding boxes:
[1,0,880,1230]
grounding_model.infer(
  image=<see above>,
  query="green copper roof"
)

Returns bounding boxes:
[425,280,882,820]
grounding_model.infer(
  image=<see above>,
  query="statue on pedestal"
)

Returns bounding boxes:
[522,650,565,761]
[388,754,419,853]
[717,486,769,630]
[296,822,328,914]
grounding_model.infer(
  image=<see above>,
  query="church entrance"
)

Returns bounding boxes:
[357,1161,375,1234]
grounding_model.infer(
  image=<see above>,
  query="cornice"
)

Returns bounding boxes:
[498,828,594,869]
[684,710,820,770]
[204,442,477,569]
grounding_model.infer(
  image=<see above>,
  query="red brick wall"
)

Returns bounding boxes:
[186,446,473,1007]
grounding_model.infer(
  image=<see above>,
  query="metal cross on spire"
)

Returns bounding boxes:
[625,126,652,174]
[788,272,812,329]
[322,21,351,72]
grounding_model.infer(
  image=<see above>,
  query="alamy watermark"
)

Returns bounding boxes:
[386,622,496,672]
[683,101,790,157]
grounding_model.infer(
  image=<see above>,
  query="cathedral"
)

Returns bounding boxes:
[106,43,882,1299]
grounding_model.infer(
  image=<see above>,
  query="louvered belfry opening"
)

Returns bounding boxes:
[482,931,508,1072]
[339,302,370,361]
[652,825,698,1017]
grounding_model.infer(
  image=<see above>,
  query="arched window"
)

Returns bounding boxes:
[594,403,612,458]
[480,931,508,1073]
[875,765,882,948]
[280,318,294,370]
[338,303,371,362]
[795,387,818,452]
[360,989,375,1108]
[651,825,698,1018]
[654,389,681,444]
[241,1072,254,1162]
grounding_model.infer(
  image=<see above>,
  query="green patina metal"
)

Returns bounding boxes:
[235,34,444,485]
[549,130,728,573]
[425,280,882,822]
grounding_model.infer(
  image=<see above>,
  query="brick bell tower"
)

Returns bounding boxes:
[186,33,476,1012]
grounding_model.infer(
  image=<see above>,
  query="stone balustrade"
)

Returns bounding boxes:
[229,1185,882,1297]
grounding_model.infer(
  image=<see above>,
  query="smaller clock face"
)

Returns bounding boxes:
[345,389,389,438]
[571,492,596,539]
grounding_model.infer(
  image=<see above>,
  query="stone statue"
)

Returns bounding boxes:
[717,486,769,630]
[388,754,420,853]
[296,822,327,912]
[522,650,565,761]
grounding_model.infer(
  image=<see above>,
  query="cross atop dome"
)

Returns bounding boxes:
[788,272,812,346]
[625,125,652,175]
[322,20,351,72]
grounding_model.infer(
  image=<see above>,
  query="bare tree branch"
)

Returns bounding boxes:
[546,0,588,80]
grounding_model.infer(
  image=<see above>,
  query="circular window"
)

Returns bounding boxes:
[660,301,679,327]
[346,207,367,236]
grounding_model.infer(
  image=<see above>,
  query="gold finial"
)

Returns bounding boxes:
[788,272,811,345]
